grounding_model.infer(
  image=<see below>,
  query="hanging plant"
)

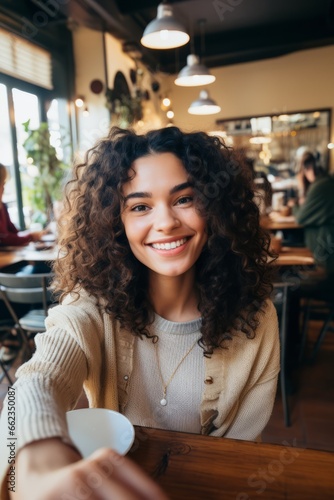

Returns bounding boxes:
[105,88,143,129]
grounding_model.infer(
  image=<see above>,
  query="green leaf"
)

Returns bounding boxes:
[21,120,71,222]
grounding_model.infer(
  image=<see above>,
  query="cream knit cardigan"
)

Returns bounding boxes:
[0,292,280,496]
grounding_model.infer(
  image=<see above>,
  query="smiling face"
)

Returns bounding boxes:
[121,152,207,279]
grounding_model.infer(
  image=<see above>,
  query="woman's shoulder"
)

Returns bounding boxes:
[61,288,100,307]
[243,299,279,355]
[310,174,332,193]
[255,299,279,335]
[252,299,280,356]
[230,299,278,345]
[258,298,278,322]
[47,288,104,327]
[211,299,279,372]
[235,299,278,346]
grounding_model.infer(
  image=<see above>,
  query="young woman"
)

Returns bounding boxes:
[0,127,279,499]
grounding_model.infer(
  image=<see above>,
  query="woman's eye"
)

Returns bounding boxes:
[131,204,149,212]
[176,196,193,205]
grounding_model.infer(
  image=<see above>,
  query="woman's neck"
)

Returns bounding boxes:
[148,269,200,322]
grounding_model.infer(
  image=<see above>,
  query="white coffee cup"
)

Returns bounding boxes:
[66,408,135,458]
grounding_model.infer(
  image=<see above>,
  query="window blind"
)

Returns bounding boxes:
[0,28,52,89]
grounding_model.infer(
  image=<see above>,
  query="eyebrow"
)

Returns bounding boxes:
[123,181,193,203]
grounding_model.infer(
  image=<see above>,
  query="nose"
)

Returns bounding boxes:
[153,205,180,232]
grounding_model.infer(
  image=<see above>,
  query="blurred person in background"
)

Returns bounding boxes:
[244,157,273,214]
[0,163,45,247]
[290,152,334,274]
[285,151,334,371]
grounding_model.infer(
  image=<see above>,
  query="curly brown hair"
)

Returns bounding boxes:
[54,126,275,355]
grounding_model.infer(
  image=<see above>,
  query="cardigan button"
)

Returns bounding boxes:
[204,376,213,384]
[124,375,129,381]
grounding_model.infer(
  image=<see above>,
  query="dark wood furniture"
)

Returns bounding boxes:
[130,426,334,499]
[261,214,302,231]
[274,246,314,267]
[0,245,57,269]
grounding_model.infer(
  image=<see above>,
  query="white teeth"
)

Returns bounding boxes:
[151,238,187,250]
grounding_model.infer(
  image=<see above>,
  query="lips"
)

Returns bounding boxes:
[149,237,188,250]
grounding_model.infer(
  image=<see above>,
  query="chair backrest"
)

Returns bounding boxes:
[0,269,54,316]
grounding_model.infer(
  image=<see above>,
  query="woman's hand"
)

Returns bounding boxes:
[18,229,47,242]
[29,229,47,242]
[11,438,168,500]
[287,198,297,208]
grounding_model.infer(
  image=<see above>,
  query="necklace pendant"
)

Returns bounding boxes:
[160,398,167,406]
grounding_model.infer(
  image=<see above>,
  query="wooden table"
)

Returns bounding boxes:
[130,427,334,499]
[275,246,314,267]
[0,244,58,269]
[0,245,314,269]
[261,214,302,231]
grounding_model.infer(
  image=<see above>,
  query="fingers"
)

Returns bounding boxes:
[14,451,168,500]
[30,231,42,242]
[84,448,169,500]
[14,446,169,500]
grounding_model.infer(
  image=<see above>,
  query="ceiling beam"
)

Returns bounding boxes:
[114,0,192,16]
[60,0,161,70]
[159,19,334,73]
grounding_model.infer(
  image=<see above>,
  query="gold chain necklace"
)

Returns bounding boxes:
[154,337,199,406]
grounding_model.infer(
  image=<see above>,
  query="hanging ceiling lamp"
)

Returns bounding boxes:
[188,90,221,115]
[175,20,214,87]
[141,2,189,49]
[174,54,215,86]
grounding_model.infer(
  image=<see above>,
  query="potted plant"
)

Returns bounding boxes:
[22,120,70,226]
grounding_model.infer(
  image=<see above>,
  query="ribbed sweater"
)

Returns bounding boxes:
[125,315,204,433]
[0,292,280,497]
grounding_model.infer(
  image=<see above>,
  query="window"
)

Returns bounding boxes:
[0,83,16,220]
[0,77,68,229]
[0,25,72,230]
[0,20,73,229]
[0,27,52,89]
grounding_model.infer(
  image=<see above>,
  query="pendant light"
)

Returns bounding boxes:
[141,2,189,50]
[175,20,215,87]
[188,90,221,115]
[174,54,215,86]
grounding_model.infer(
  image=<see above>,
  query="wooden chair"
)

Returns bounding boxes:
[0,263,55,365]
[0,320,16,384]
